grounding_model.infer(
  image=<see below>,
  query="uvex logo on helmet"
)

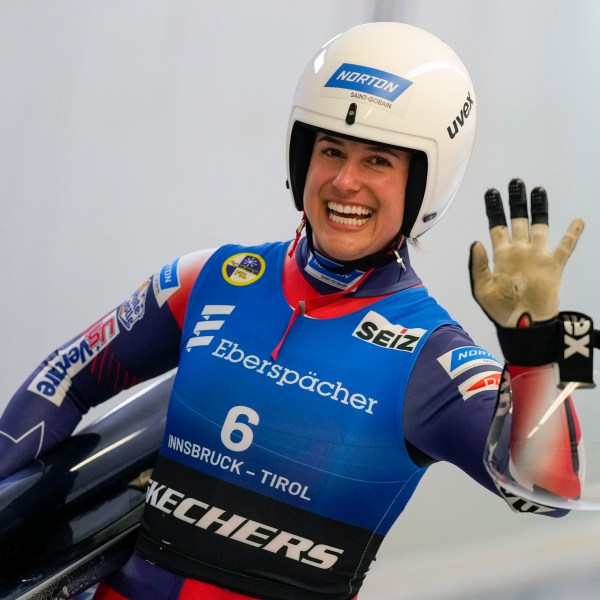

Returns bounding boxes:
[446,92,474,140]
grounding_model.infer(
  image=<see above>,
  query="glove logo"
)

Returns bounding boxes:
[563,318,591,359]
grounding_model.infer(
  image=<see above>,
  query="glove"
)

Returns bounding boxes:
[469,178,584,329]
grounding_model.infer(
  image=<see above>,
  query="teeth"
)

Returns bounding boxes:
[327,201,372,216]
[329,213,370,226]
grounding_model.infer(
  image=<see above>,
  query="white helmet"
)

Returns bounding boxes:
[286,22,476,240]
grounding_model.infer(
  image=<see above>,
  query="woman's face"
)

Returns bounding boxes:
[303,133,412,262]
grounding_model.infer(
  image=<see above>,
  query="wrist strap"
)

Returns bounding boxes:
[496,311,598,386]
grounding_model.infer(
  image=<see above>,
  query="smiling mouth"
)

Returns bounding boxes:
[327,201,373,226]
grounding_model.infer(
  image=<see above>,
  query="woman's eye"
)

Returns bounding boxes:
[371,156,391,167]
[323,147,343,158]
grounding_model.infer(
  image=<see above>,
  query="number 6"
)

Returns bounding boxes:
[221,406,260,452]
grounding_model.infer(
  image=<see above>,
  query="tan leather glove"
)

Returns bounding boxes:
[469,178,584,328]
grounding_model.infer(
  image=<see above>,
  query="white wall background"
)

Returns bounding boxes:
[2,1,600,597]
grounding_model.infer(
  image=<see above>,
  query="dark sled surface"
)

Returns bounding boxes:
[0,371,174,600]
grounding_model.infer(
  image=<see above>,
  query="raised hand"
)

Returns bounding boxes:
[469,178,584,328]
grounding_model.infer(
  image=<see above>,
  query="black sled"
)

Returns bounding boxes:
[0,371,174,600]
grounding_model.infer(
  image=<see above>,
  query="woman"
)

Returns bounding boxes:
[0,22,584,600]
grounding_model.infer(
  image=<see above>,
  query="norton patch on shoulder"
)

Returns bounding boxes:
[437,346,501,379]
[153,258,180,307]
[222,253,266,286]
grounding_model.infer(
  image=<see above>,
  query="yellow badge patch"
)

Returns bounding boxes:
[222,253,266,286]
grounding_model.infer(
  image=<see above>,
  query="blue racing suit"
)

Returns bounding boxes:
[0,238,563,600]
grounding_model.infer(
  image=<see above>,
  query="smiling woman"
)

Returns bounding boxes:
[0,18,591,600]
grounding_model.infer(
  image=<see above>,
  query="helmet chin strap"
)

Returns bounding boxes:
[299,216,405,275]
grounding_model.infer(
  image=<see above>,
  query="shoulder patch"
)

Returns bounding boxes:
[222,253,266,286]
[118,280,150,331]
[437,346,500,379]
[153,258,180,307]
[458,370,502,401]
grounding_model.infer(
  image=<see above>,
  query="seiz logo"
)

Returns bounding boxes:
[446,91,474,140]
[186,305,235,352]
[352,310,425,352]
[563,317,591,359]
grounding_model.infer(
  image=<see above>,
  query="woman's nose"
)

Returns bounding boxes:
[332,158,362,193]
